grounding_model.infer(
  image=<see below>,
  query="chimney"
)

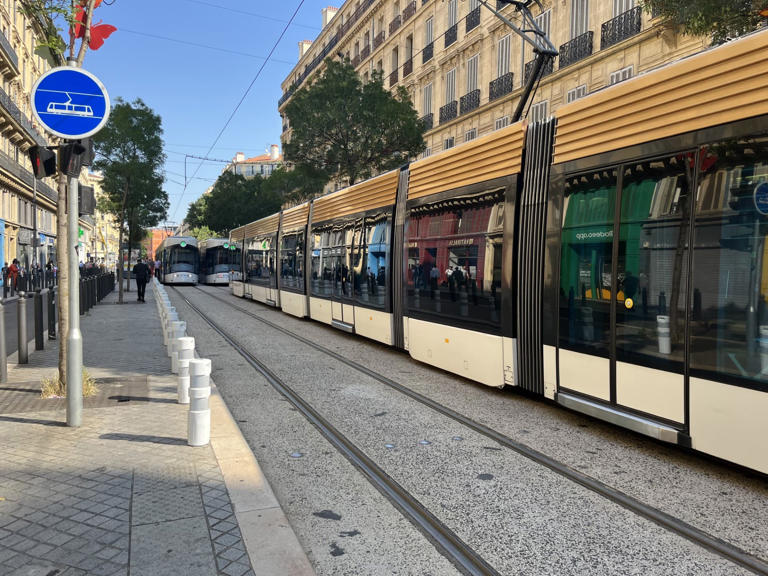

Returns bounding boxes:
[322,6,339,29]
[299,40,312,59]
[235,152,245,163]
[269,145,280,161]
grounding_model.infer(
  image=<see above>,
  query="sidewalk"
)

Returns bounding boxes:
[0,280,314,576]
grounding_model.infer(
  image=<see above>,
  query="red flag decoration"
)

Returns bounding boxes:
[73,0,116,51]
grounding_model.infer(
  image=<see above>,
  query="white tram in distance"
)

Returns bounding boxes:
[199,238,242,285]
[155,236,199,285]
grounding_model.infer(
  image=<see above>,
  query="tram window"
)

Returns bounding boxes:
[559,169,617,355]
[168,245,198,273]
[405,188,504,334]
[614,155,693,370]
[330,224,355,300]
[311,228,333,296]
[690,138,768,388]
[356,212,391,309]
[280,231,305,292]
[246,235,276,287]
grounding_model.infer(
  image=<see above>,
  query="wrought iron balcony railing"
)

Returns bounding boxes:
[420,113,434,131]
[422,41,434,63]
[403,58,413,77]
[0,149,57,203]
[360,44,371,60]
[445,23,458,47]
[0,86,46,146]
[439,100,458,124]
[373,31,385,50]
[352,54,361,67]
[465,7,480,33]
[524,57,554,83]
[559,31,593,69]
[389,69,399,87]
[389,14,402,35]
[489,72,513,101]
[460,89,480,115]
[403,1,417,22]
[601,6,642,50]
[0,28,19,75]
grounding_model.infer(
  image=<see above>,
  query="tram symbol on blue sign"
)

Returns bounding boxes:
[31,67,110,140]
[754,182,768,216]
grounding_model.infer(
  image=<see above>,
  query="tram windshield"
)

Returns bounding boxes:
[167,245,198,273]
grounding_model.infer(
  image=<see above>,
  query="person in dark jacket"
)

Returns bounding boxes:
[132,258,150,302]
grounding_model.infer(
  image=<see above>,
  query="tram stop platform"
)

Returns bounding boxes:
[0,279,315,576]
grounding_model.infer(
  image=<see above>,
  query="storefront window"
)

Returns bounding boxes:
[559,169,617,355]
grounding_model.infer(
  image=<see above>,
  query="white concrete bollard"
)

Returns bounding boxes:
[167,321,186,356]
[188,359,212,447]
[163,311,178,346]
[657,315,671,355]
[177,357,191,404]
[172,336,195,374]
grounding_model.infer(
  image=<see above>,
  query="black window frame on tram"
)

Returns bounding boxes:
[310,207,395,313]
[404,176,515,337]
[279,228,306,294]
[552,116,768,395]
[245,233,277,289]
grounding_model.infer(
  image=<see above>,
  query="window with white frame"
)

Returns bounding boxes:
[465,128,478,141]
[529,100,549,122]
[444,136,455,150]
[425,17,434,45]
[469,0,480,9]
[535,10,551,38]
[448,0,458,27]
[423,82,433,115]
[495,116,510,130]
[466,54,479,93]
[570,0,588,39]
[423,146,432,158]
[497,34,511,77]
[445,67,456,104]
[609,65,633,85]
[613,0,633,16]
[566,84,588,102]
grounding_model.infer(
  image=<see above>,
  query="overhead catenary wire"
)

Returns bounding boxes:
[170,0,307,225]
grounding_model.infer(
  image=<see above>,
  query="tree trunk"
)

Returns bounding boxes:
[56,172,68,386]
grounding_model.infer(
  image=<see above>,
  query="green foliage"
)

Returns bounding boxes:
[262,165,325,204]
[18,0,72,64]
[189,226,217,243]
[185,195,208,229]
[284,58,425,186]
[641,0,768,43]
[204,172,282,235]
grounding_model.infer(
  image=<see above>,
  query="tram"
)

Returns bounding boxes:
[155,236,199,285]
[199,238,242,285]
[230,31,768,474]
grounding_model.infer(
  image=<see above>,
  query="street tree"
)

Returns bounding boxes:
[262,165,325,204]
[189,226,217,243]
[185,195,208,229]
[641,0,768,43]
[21,0,117,387]
[204,172,281,235]
[284,58,425,186]
[93,98,168,304]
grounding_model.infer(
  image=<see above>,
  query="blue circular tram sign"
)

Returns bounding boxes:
[31,66,110,140]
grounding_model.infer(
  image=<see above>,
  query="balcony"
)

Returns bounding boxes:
[403,1,417,22]
[559,31,593,69]
[389,69,399,87]
[403,58,413,77]
[445,23,457,47]
[420,113,434,131]
[0,28,19,77]
[278,89,294,107]
[352,54,361,67]
[460,89,480,115]
[373,31,385,50]
[524,57,554,83]
[439,100,457,124]
[389,14,402,35]
[465,7,480,33]
[361,44,371,61]
[601,6,642,50]
[489,72,513,101]
[0,86,47,147]
[0,149,57,204]
[422,42,434,63]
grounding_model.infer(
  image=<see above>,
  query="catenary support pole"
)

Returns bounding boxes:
[66,173,82,427]
[18,292,28,364]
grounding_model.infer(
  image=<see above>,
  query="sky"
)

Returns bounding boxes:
[81,0,332,229]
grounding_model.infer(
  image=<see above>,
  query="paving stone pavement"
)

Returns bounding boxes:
[0,281,258,576]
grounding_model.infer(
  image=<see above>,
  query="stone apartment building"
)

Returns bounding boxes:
[279,0,709,160]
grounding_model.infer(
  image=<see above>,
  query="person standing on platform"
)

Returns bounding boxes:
[132,258,150,302]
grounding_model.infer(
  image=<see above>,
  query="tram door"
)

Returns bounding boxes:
[330,222,357,330]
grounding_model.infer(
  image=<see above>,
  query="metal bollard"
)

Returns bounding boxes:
[172,335,194,374]
[167,321,186,357]
[0,300,6,383]
[188,358,211,447]
[177,357,191,404]
[48,289,56,340]
[17,293,28,364]
[34,291,44,351]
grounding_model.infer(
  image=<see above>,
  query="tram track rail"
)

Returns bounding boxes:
[172,287,500,576]
[184,284,768,575]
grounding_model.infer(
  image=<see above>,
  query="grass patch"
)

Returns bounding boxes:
[40,369,98,398]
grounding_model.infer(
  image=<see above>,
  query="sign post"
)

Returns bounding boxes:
[31,63,110,427]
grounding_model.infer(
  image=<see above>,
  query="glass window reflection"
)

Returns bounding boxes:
[280,231,304,292]
[246,234,276,287]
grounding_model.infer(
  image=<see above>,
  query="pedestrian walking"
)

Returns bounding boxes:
[132,258,150,302]
[9,259,19,292]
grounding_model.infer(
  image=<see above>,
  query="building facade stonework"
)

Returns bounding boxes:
[279,0,708,159]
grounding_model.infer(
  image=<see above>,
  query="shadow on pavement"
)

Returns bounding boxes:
[99,432,187,445]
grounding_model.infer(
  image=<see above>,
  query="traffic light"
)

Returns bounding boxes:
[59,141,89,177]
[28,146,57,179]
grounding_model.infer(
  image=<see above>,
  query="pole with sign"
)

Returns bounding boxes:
[31,62,110,427]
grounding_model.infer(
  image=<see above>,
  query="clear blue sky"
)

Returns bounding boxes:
[83,0,331,228]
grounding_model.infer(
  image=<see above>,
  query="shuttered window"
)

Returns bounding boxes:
[570,0,588,39]
[466,54,479,92]
[497,34,510,77]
